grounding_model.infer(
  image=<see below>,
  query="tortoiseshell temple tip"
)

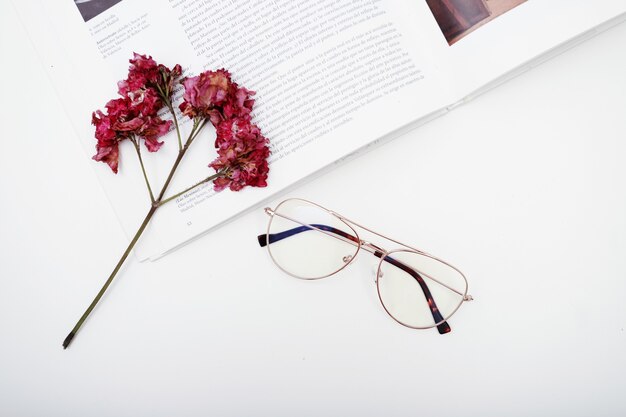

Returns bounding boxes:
[437,321,451,335]
[257,234,268,247]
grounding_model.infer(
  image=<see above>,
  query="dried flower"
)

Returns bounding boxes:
[117,52,182,101]
[178,69,230,123]
[209,117,270,191]
[91,53,181,173]
[92,96,171,172]
[68,53,270,349]
[178,69,255,127]
[117,53,160,96]
[179,69,269,190]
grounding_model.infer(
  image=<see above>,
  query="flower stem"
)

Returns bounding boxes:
[155,120,208,202]
[187,117,205,146]
[62,115,210,349]
[166,101,183,152]
[155,84,182,151]
[158,171,224,207]
[62,205,157,349]
[132,137,155,203]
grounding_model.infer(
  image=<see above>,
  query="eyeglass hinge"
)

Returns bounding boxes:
[264,207,275,216]
[464,294,474,302]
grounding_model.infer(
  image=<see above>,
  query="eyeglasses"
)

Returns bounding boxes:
[257,198,473,334]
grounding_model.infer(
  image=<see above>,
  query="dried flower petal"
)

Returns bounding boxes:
[92,110,116,142]
[138,117,172,152]
[222,85,255,120]
[92,143,120,174]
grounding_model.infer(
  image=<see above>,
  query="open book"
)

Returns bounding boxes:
[13,0,626,260]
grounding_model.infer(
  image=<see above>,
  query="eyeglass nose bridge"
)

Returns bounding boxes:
[360,240,387,257]
[359,240,388,283]
[341,241,381,266]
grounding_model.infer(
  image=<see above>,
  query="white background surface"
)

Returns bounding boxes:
[1,2,625,416]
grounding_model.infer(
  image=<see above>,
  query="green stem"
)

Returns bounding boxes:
[62,112,210,349]
[187,117,205,146]
[132,137,155,203]
[158,171,225,207]
[153,119,208,204]
[62,205,157,349]
[166,101,183,152]
[155,84,181,151]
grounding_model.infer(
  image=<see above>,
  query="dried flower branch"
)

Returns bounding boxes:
[63,53,270,349]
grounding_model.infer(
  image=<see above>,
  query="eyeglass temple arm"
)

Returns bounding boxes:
[258,224,359,246]
[379,254,450,334]
[257,225,451,334]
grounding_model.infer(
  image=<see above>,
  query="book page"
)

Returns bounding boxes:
[417,0,626,100]
[14,0,455,260]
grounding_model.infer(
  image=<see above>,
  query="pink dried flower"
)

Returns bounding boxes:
[209,117,270,191]
[118,53,182,95]
[178,69,255,127]
[117,53,182,117]
[179,69,231,121]
[179,69,269,190]
[117,53,160,96]
[92,92,172,172]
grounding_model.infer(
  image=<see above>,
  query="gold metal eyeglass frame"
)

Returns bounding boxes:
[257,198,473,334]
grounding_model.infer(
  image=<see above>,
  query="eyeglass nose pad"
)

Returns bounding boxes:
[342,254,353,264]
[372,266,383,283]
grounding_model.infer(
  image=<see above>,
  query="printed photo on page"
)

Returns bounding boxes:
[425,0,527,45]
